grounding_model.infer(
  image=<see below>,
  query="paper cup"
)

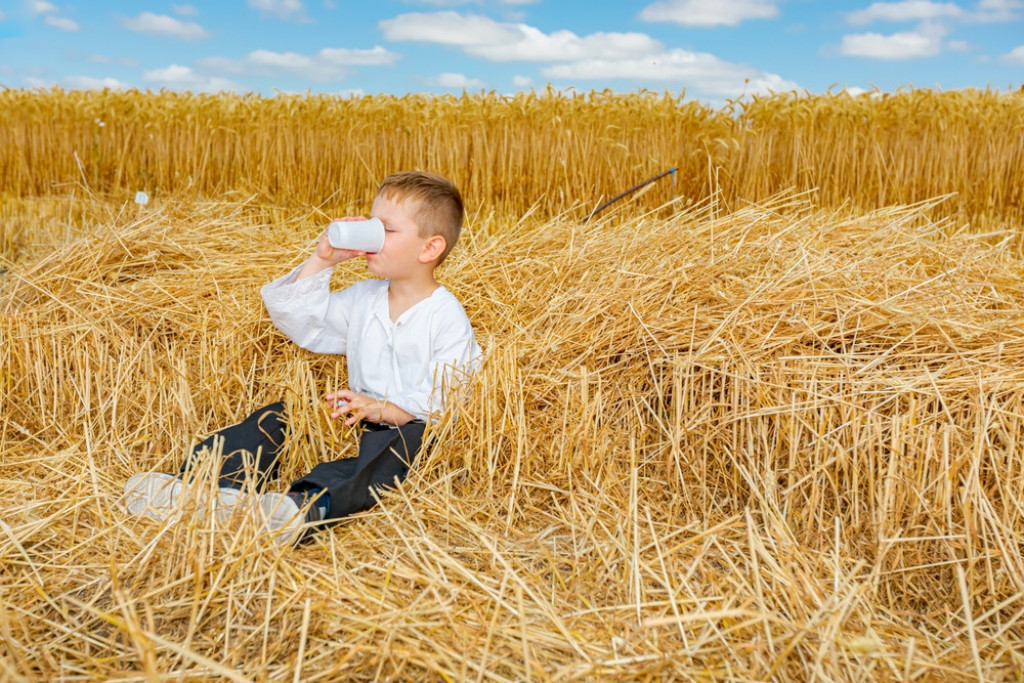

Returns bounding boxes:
[327,218,385,252]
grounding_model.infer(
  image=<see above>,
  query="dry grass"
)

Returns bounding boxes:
[4,187,1024,680]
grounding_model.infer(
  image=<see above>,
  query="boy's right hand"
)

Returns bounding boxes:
[315,217,371,263]
[297,219,367,280]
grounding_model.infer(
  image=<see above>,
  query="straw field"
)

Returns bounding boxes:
[3,89,1024,680]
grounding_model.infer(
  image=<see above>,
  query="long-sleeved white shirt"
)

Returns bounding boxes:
[261,266,481,423]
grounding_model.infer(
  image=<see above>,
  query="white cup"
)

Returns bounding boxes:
[327,218,385,252]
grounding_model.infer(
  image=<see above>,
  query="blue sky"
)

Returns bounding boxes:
[1,0,1022,105]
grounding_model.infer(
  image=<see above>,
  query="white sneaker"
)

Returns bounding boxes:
[123,472,184,521]
[213,487,244,523]
[258,492,317,546]
[124,471,243,523]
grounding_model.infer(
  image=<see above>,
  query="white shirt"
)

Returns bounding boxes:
[261,266,481,423]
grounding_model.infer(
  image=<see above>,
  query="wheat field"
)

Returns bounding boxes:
[2,87,1023,228]
[3,89,1024,680]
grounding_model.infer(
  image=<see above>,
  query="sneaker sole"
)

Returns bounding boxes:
[214,487,244,524]
[258,492,305,546]
[123,472,183,521]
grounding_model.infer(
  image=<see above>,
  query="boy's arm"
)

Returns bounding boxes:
[261,221,372,353]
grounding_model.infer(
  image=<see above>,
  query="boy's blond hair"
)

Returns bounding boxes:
[377,171,464,265]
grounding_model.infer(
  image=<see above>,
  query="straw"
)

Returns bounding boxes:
[3,191,1024,678]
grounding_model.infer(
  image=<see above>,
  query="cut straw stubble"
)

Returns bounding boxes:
[3,192,1024,678]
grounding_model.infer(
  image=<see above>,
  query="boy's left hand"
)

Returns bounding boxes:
[325,389,389,426]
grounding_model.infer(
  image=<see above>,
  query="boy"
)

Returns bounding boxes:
[124,171,481,545]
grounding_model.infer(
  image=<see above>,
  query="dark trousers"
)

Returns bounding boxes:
[180,402,426,520]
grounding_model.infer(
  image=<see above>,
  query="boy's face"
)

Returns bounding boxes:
[365,193,434,279]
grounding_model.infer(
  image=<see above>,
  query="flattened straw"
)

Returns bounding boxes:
[956,565,985,682]
[294,598,312,683]
[833,515,841,594]
[902,637,916,680]
[7,189,1024,678]
[743,508,775,654]
[64,596,252,683]
[516,581,532,682]
[643,507,690,648]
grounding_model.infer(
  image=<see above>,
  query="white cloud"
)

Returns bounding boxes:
[45,15,79,31]
[839,29,943,59]
[431,72,486,89]
[87,54,140,67]
[248,0,305,19]
[380,12,661,62]
[415,0,536,4]
[638,0,779,27]
[971,0,1024,21]
[249,51,312,70]
[0,10,6,21]
[143,64,242,92]
[839,1,1020,60]
[381,12,523,48]
[542,49,797,99]
[380,10,794,101]
[144,64,197,81]
[64,75,133,90]
[847,0,1022,25]
[24,76,57,89]
[1002,45,1024,63]
[846,1,963,25]
[512,74,533,88]
[173,4,199,16]
[413,0,538,4]
[32,1,79,32]
[197,46,398,81]
[842,87,884,99]
[121,13,208,40]
[318,46,400,65]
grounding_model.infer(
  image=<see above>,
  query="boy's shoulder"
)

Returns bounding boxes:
[432,284,469,310]
[431,287,477,333]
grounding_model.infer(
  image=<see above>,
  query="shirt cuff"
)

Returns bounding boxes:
[261,264,333,301]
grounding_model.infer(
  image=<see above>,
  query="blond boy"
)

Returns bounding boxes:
[125,171,481,545]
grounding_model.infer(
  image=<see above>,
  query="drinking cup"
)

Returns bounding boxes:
[327,218,385,252]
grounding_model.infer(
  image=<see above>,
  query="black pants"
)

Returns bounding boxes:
[180,402,426,520]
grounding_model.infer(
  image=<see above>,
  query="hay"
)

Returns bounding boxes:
[3,192,1024,679]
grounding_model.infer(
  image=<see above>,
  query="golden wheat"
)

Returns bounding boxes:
[2,87,1022,239]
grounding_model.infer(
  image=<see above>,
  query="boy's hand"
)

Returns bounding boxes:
[314,218,369,262]
[326,390,414,427]
[296,219,368,280]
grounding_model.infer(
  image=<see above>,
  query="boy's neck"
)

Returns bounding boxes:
[386,270,440,320]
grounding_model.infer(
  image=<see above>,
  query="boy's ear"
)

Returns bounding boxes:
[419,235,447,263]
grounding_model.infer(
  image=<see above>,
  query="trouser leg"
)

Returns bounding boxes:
[179,401,288,491]
[289,421,426,519]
